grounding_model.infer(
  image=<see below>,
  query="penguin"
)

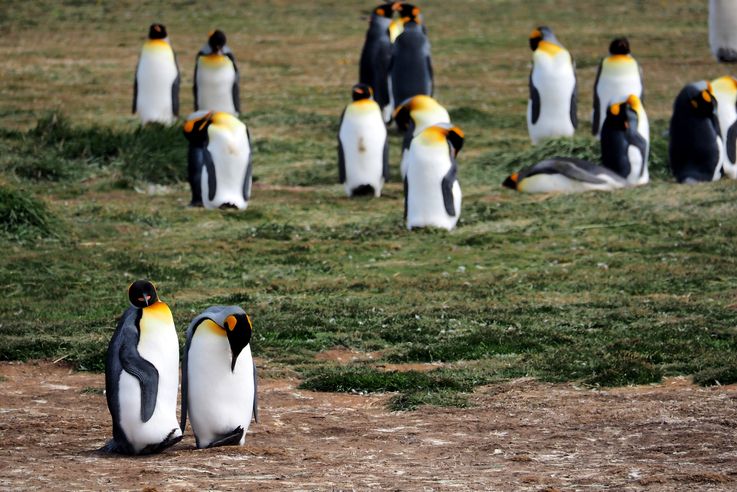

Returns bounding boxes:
[194,30,240,114]
[669,81,724,184]
[404,123,463,231]
[710,75,737,179]
[181,306,258,449]
[359,2,401,123]
[338,83,389,197]
[389,9,433,111]
[132,24,180,125]
[502,158,629,194]
[183,111,253,209]
[709,0,737,62]
[103,280,182,455]
[527,26,577,145]
[393,95,450,178]
[592,37,644,138]
[600,95,649,186]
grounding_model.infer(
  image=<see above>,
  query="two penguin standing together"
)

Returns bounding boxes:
[104,281,257,455]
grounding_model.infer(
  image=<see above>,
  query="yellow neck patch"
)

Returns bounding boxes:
[200,318,226,337]
[143,39,171,52]
[712,76,737,95]
[200,53,229,68]
[537,40,563,56]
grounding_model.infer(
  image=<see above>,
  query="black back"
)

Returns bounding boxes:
[390,22,433,105]
[359,13,393,109]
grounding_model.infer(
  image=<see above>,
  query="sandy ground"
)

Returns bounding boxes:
[1,361,736,491]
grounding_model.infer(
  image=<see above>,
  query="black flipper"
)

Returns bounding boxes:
[382,132,390,182]
[187,146,205,206]
[193,52,203,111]
[206,426,244,448]
[132,69,138,115]
[638,63,645,103]
[426,54,434,97]
[570,74,578,129]
[243,126,253,201]
[172,52,180,117]
[204,149,217,201]
[403,177,408,220]
[337,107,346,184]
[727,121,737,165]
[592,60,603,135]
[252,361,259,423]
[529,71,541,124]
[138,428,183,455]
[440,144,458,217]
[226,53,241,114]
[119,331,159,423]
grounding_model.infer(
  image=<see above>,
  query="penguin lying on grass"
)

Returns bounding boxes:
[132,24,180,125]
[503,158,628,194]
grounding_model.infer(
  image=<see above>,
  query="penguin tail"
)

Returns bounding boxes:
[350,184,376,197]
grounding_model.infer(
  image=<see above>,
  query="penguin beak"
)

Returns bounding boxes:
[224,314,252,372]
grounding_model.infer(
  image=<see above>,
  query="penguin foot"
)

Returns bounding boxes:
[138,428,183,455]
[188,200,203,208]
[205,426,244,448]
[717,48,737,63]
[99,438,135,455]
[219,203,239,210]
[350,184,376,197]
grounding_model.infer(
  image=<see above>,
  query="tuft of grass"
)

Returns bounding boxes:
[81,386,104,395]
[693,363,737,386]
[0,185,60,240]
[298,366,473,393]
[388,390,471,411]
[119,124,187,185]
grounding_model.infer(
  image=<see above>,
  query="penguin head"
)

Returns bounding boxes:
[686,81,718,117]
[351,83,373,101]
[605,96,639,132]
[609,37,631,55]
[128,280,159,308]
[393,95,444,132]
[207,29,227,53]
[529,26,555,51]
[183,111,214,143]
[373,2,401,18]
[429,123,465,156]
[502,172,519,190]
[223,312,253,371]
[148,24,168,40]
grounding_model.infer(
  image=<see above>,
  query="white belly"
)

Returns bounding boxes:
[197,64,237,114]
[202,125,251,209]
[715,93,737,177]
[406,146,460,230]
[136,50,178,125]
[339,108,386,197]
[519,173,622,194]
[595,71,643,137]
[187,329,255,448]
[528,54,576,145]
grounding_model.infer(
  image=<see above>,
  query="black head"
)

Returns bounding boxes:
[609,37,630,55]
[351,83,373,101]
[183,111,213,143]
[502,172,519,190]
[529,26,554,51]
[128,280,159,308]
[399,3,422,22]
[373,2,400,18]
[686,82,718,117]
[148,23,167,40]
[223,312,253,371]
[208,29,227,52]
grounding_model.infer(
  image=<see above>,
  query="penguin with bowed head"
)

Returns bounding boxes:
[527,26,577,145]
[669,81,724,184]
[338,83,389,197]
[600,94,649,186]
[183,111,253,209]
[502,158,628,194]
[103,280,182,455]
[181,306,258,449]
[389,6,433,111]
[710,75,737,179]
[709,0,737,62]
[132,23,180,125]
[359,2,401,123]
[393,94,450,178]
[592,37,644,138]
[404,123,463,231]
[194,30,240,114]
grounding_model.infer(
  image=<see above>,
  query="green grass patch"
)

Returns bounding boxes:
[0,185,60,240]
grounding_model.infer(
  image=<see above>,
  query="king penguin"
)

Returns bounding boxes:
[194,30,240,114]
[338,83,389,197]
[103,280,182,455]
[709,0,737,62]
[181,306,258,449]
[502,158,628,194]
[359,2,401,123]
[669,81,724,183]
[527,26,577,145]
[404,123,463,231]
[132,24,180,125]
[183,111,253,209]
[710,75,737,179]
[600,95,649,185]
[592,37,644,138]
[393,95,450,178]
[389,9,433,111]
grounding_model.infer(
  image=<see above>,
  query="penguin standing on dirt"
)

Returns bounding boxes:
[183,111,253,209]
[709,0,737,62]
[103,280,182,455]
[194,30,240,114]
[132,24,180,125]
[669,81,724,183]
[359,2,400,123]
[710,76,737,179]
[502,158,628,194]
[393,95,450,178]
[592,37,644,138]
[181,306,258,449]
[404,123,463,231]
[338,83,389,197]
[527,26,577,145]
[389,8,433,111]
[600,95,649,185]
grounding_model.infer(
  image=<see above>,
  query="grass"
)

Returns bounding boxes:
[2,1,737,410]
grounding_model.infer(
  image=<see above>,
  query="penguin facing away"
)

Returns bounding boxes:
[502,158,628,194]
[600,94,649,185]
[710,75,737,179]
[338,83,389,197]
[404,123,463,231]
[103,280,182,455]
[183,111,253,210]
[669,81,724,183]
[709,0,737,62]
[393,95,450,178]
[592,37,644,138]
[389,10,433,111]
[181,306,258,449]
[527,26,577,145]
[132,23,180,125]
[194,30,240,114]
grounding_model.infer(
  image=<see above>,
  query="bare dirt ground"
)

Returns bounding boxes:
[1,361,736,491]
